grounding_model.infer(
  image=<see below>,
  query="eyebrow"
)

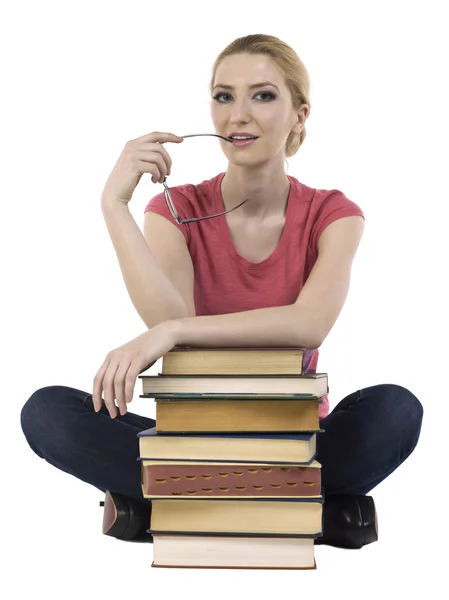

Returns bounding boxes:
[213,81,280,92]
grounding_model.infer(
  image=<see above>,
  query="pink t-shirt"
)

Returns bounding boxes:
[144,172,365,419]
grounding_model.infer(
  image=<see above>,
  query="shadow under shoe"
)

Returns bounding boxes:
[100,490,153,543]
[315,494,378,549]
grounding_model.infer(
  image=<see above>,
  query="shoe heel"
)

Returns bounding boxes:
[314,494,378,549]
[101,490,130,539]
[358,495,379,544]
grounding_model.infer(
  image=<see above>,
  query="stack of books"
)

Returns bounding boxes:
[137,346,327,570]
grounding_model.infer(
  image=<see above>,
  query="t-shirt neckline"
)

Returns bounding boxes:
[213,171,294,271]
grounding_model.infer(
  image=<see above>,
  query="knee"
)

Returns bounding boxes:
[371,383,423,435]
[20,385,74,443]
[389,383,423,425]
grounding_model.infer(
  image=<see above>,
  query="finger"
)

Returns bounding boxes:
[102,361,120,419]
[92,361,109,412]
[135,160,161,184]
[124,362,141,405]
[136,151,166,183]
[142,131,184,145]
[145,142,173,176]
[114,360,132,416]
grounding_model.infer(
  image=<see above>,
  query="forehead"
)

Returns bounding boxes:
[214,53,286,89]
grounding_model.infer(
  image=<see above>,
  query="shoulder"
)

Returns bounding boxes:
[313,187,364,218]
[288,176,365,255]
[289,176,364,215]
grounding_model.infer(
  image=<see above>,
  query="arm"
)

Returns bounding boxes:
[101,201,191,328]
[170,215,365,350]
[171,304,318,350]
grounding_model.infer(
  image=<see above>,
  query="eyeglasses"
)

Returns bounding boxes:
[161,133,251,224]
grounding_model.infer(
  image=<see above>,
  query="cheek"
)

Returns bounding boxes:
[265,108,289,127]
[248,107,281,132]
[209,104,217,125]
[266,113,294,144]
[210,104,224,123]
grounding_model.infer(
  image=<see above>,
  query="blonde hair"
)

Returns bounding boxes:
[210,34,311,158]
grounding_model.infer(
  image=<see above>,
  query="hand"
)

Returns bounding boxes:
[101,131,184,206]
[92,322,178,418]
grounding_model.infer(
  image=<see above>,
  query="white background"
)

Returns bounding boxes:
[2,0,448,597]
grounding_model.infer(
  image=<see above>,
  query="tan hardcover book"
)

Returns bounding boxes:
[154,398,321,432]
[149,498,323,536]
[161,346,307,375]
[139,372,328,397]
[138,428,318,463]
[151,535,316,569]
[140,460,321,498]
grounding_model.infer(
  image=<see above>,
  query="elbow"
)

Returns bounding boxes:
[296,327,325,350]
[311,326,325,349]
[292,311,324,350]
[294,329,323,351]
[305,336,323,351]
[309,325,326,350]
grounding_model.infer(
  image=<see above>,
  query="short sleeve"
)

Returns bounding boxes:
[309,189,365,254]
[144,189,191,245]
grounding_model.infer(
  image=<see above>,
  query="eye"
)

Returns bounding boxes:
[212,91,276,103]
[213,92,232,102]
[254,91,276,101]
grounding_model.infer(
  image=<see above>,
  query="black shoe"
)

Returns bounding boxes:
[100,490,153,543]
[314,494,378,549]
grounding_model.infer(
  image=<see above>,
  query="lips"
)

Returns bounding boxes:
[228,132,259,140]
[230,138,258,147]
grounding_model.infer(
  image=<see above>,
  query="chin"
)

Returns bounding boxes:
[231,156,271,170]
[225,150,267,168]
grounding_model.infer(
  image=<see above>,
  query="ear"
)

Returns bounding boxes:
[291,103,309,134]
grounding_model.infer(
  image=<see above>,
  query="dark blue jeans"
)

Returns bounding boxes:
[20,383,423,505]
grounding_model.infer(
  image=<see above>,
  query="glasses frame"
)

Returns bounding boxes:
[161,134,250,225]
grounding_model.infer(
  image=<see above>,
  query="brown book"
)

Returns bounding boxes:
[139,372,328,398]
[151,535,317,569]
[154,398,322,432]
[149,498,323,536]
[161,346,307,375]
[140,460,321,498]
[138,428,319,463]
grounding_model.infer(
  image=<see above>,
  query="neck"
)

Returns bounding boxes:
[221,161,291,222]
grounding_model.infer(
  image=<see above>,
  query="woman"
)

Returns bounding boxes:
[20,34,423,549]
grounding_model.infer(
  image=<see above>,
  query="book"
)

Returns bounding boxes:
[138,428,319,464]
[138,372,328,397]
[161,346,307,375]
[153,398,322,432]
[137,346,326,569]
[148,497,323,536]
[140,459,322,498]
[151,534,316,569]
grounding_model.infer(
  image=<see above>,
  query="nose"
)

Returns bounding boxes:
[229,98,252,124]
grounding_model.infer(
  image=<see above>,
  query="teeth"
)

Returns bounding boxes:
[232,136,255,140]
